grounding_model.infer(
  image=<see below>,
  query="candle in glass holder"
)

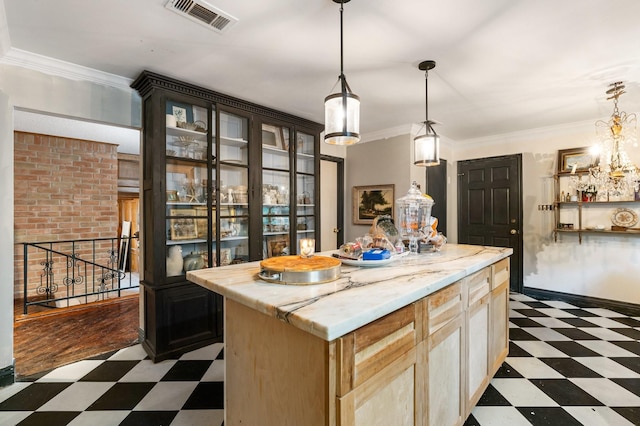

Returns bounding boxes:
[299,238,315,258]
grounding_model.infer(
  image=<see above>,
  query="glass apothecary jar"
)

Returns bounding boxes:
[396,181,434,253]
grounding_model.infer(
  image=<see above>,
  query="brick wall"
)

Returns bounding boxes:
[13,132,119,298]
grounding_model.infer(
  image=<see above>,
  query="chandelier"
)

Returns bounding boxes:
[572,82,639,199]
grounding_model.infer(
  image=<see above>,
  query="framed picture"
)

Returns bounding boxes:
[194,206,209,239]
[266,235,289,257]
[166,101,194,123]
[262,124,285,150]
[353,184,394,225]
[169,208,198,240]
[557,147,599,174]
[220,248,232,266]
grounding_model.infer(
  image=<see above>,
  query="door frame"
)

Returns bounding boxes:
[320,154,345,249]
[457,154,523,293]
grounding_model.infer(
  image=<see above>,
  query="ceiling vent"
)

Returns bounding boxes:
[166,0,237,34]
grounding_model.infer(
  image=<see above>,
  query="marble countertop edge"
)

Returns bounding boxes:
[187,244,512,341]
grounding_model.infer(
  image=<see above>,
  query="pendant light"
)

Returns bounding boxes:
[414,60,440,166]
[324,0,360,145]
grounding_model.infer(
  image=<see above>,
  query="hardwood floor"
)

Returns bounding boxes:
[13,295,140,378]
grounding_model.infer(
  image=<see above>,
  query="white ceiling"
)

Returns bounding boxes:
[4,0,640,142]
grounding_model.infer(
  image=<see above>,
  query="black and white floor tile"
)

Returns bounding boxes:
[465,293,640,426]
[0,343,225,426]
[2,293,640,425]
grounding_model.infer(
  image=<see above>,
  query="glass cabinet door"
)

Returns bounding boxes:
[295,131,316,252]
[165,100,209,277]
[262,123,291,258]
[215,109,250,265]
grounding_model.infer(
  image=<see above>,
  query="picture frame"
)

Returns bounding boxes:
[166,101,194,123]
[166,190,178,202]
[118,221,131,273]
[220,248,232,266]
[169,208,198,240]
[557,147,599,174]
[262,124,285,150]
[194,206,209,239]
[266,235,289,257]
[353,184,395,225]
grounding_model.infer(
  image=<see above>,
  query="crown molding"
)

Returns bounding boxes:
[360,123,414,143]
[0,47,133,91]
[455,119,595,149]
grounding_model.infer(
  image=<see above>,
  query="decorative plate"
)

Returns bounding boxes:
[333,251,408,267]
[611,208,638,227]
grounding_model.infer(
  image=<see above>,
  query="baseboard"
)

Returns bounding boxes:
[0,363,15,388]
[138,327,144,343]
[524,287,640,317]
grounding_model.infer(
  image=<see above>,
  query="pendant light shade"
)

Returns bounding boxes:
[324,0,360,145]
[414,60,440,166]
[414,125,440,167]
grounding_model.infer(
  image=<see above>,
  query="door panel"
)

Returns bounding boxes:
[425,159,448,235]
[320,160,338,251]
[458,154,522,292]
[320,155,344,251]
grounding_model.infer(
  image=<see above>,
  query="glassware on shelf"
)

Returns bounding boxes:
[396,181,435,254]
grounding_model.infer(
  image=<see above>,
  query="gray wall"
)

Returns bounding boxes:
[0,89,13,374]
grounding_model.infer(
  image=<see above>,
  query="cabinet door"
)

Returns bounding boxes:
[215,109,250,265]
[425,282,465,426]
[295,130,317,252]
[261,122,292,258]
[465,268,491,409]
[489,258,510,375]
[165,100,209,278]
[336,305,420,426]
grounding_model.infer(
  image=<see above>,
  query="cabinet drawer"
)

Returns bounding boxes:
[337,304,417,395]
[492,258,510,290]
[464,267,491,307]
[427,282,463,336]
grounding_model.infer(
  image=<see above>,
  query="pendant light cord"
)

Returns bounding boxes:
[424,68,429,125]
[339,0,346,93]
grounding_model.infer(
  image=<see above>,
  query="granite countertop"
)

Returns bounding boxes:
[187,244,512,341]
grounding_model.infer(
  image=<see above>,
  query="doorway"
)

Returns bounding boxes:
[457,154,523,292]
[320,155,344,251]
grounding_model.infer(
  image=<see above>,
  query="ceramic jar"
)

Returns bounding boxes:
[183,252,205,272]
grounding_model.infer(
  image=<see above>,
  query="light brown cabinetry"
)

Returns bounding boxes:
[336,304,421,426]
[489,258,510,374]
[424,281,466,426]
[464,267,492,411]
[223,258,510,426]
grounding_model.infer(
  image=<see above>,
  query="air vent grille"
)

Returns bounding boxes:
[166,0,237,34]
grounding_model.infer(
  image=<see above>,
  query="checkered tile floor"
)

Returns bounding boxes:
[0,343,225,426]
[465,293,640,426]
[1,293,640,425]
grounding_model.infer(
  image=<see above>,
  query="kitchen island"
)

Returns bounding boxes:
[188,244,512,426]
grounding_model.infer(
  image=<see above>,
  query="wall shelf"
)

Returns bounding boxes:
[553,174,640,244]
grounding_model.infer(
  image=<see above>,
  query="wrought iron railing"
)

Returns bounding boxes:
[20,236,139,314]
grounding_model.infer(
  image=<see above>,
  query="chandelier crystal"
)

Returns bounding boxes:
[571,82,639,200]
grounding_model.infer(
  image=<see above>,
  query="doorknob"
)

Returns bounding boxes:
[333,228,340,233]
[510,229,517,235]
